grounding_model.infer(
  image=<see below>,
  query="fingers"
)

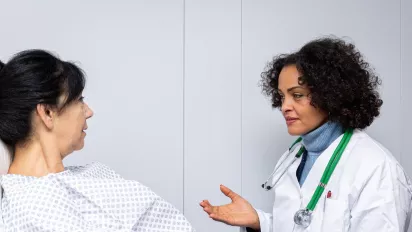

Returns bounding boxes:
[199,198,233,225]
[220,184,240,201]
[209,212,232,225]
[199,200,212,208]
[199,200,213,214]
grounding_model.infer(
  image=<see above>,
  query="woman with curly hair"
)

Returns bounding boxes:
[200,37,412,231]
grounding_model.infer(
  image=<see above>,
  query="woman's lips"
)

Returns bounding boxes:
[285,117,298,126]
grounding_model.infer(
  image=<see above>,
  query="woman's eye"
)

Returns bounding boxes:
[79,96,85,102]
[293,93,304,99]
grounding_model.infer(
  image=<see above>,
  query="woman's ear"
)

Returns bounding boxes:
[36,104,55,130]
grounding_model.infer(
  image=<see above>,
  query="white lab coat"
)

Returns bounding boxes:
[244,130,412,232]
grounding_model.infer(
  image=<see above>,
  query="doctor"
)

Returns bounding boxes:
[200,37,412,231]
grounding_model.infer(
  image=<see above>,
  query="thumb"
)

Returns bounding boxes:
[220,184,240,201]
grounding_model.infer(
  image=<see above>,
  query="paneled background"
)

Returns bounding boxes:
[1,1,410,231]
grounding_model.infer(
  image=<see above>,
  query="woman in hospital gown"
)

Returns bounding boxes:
[200,37,412,231]
[0,50,195,232]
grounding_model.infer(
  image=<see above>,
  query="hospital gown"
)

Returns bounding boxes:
[0,162,195,232]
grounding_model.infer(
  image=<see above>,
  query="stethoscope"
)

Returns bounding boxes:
[261,136,305,191]
[261,129,353,228]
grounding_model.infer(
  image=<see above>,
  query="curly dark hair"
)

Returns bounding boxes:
[260,37,383,129]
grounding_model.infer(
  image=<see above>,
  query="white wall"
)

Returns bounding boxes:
[0,1,410,231]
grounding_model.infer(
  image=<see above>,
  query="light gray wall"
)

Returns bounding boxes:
[402,0,412,177]
[0,1,410,231]
[183,1,241,231]
[402,1,412,230]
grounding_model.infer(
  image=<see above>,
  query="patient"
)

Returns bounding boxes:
[0,50,195,232]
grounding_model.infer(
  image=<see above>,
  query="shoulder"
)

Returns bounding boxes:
[1,175,90,230]
[1,175,78,220]
[1,174,73,202]
[349,130,405,172]
[64,162,156,197]
[65,162,123,179]
[345,130,412,193]
[339,131,412,224]
[349,130,393,160]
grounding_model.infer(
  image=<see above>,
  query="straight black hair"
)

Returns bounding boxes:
[0,49,86,146]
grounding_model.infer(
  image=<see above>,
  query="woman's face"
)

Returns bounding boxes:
[53,95,94,157]
[278,65,327,136]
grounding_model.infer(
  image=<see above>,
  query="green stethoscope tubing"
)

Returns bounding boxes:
[305,128,353,211]
[291,128,353,211]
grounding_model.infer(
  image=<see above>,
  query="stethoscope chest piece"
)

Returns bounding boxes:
[294,208,312,228]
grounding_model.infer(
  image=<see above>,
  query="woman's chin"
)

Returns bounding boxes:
[287,129,300,136]
[73,139,85,151]
[287,125,306,136]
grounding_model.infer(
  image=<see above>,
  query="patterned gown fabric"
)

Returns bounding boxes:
[0,162,195,232]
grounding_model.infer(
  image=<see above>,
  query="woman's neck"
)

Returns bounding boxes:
[8,137,64,177]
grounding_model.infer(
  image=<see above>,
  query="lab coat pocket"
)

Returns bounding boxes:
[321,197,349,232]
